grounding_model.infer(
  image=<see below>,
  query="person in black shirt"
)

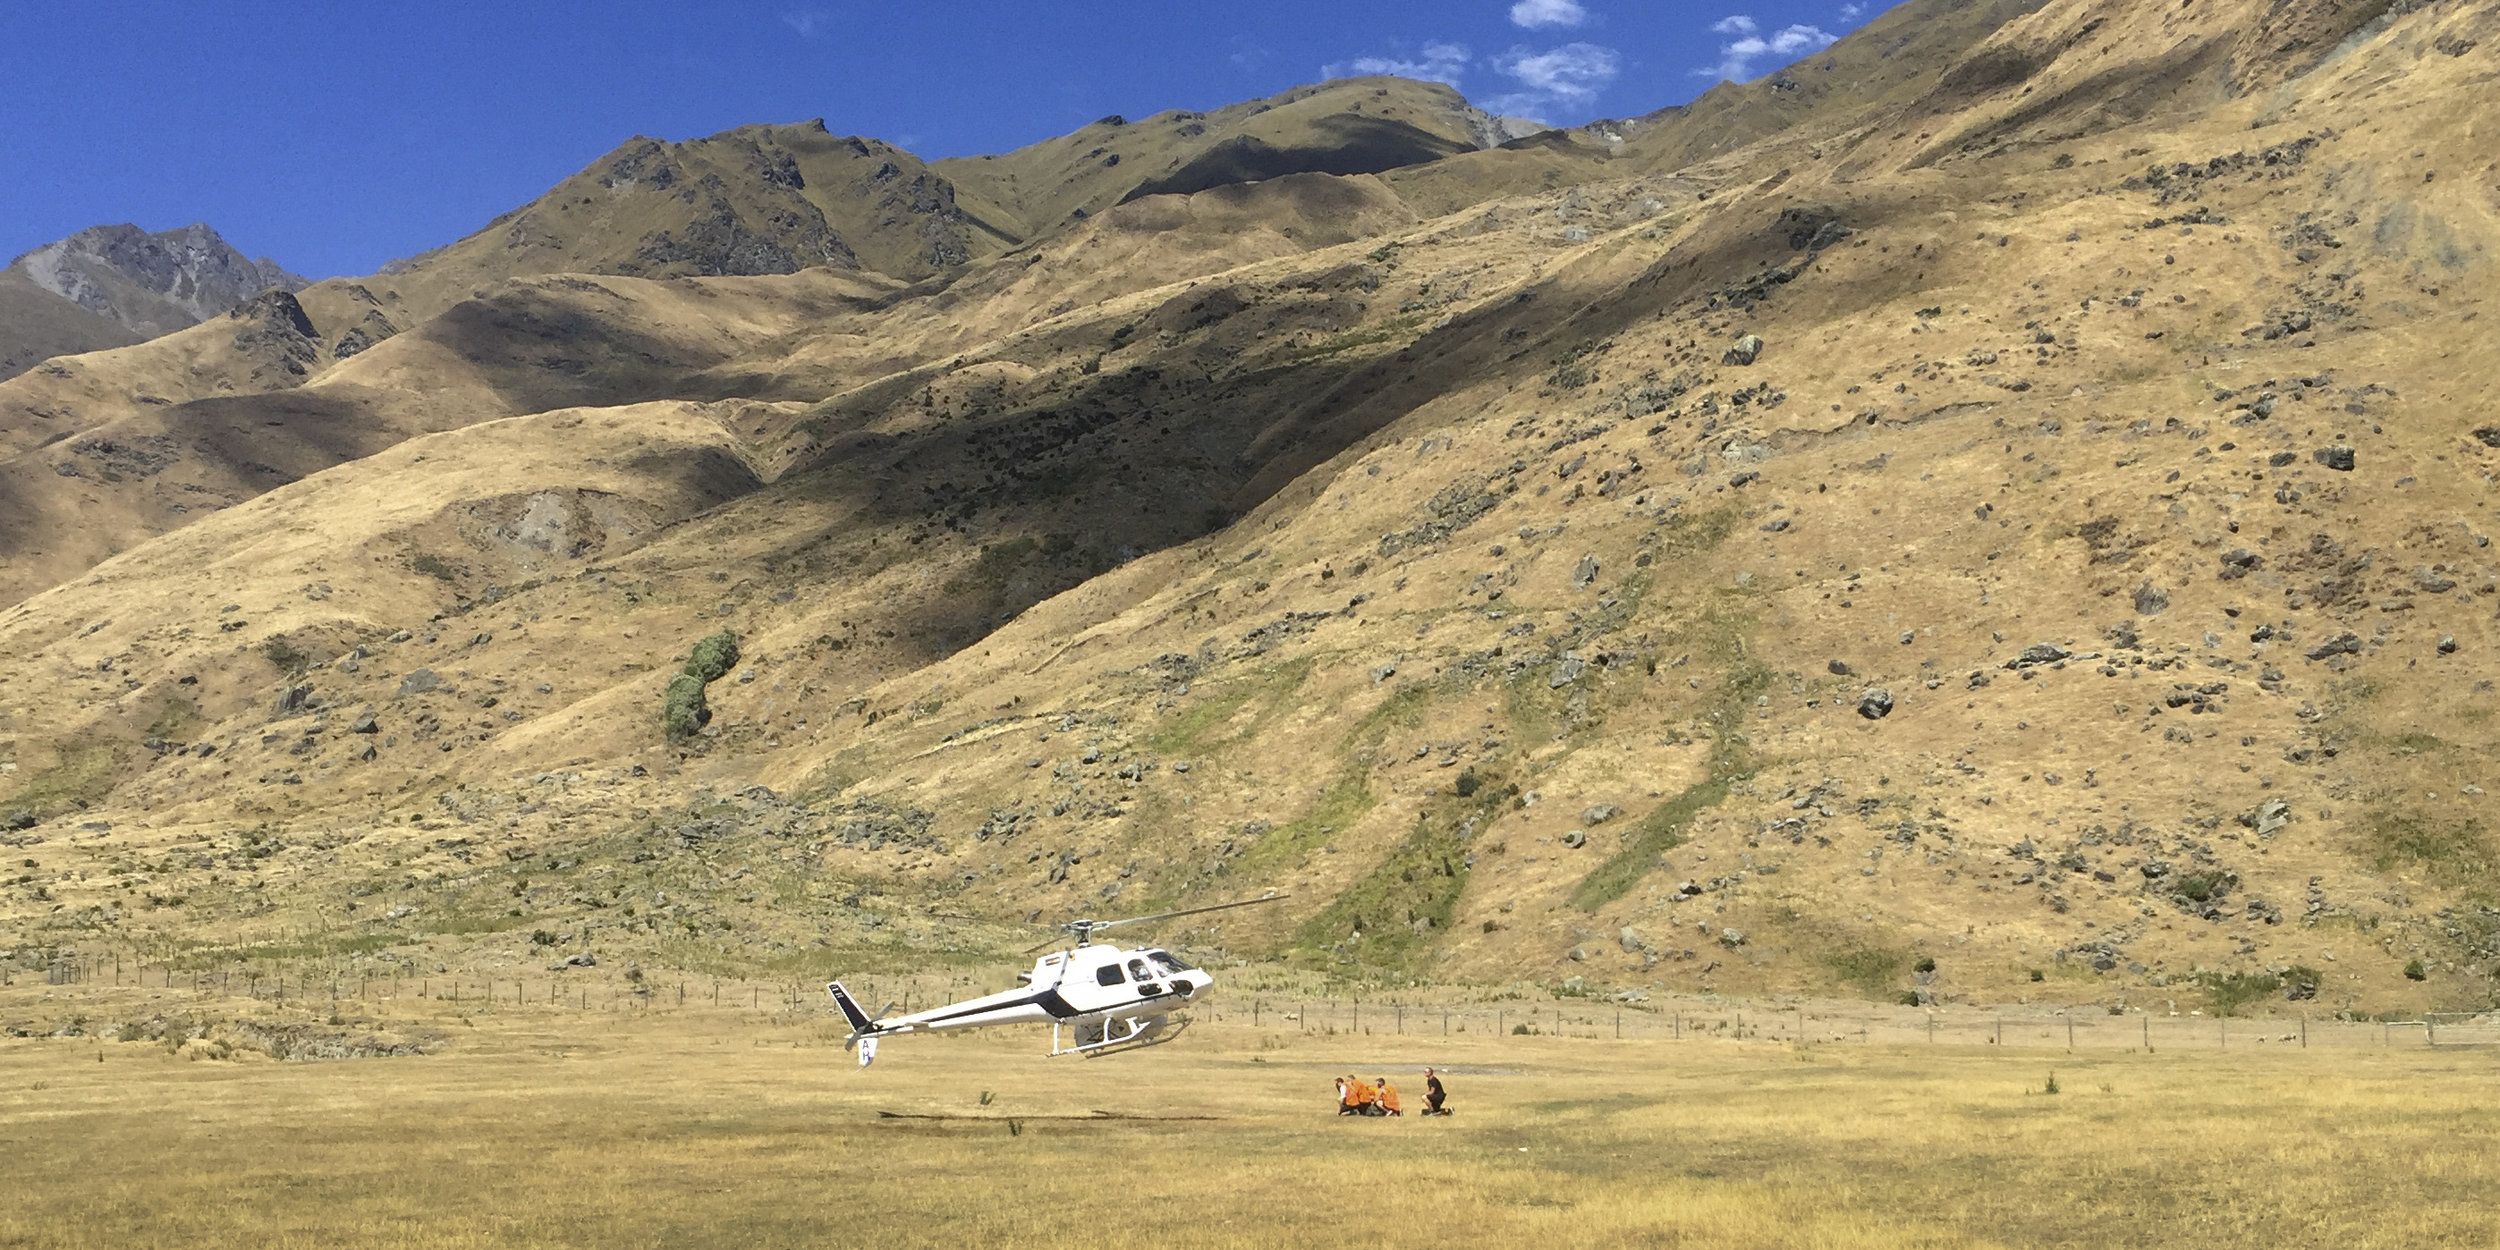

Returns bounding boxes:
[1421,1067,1450,1116]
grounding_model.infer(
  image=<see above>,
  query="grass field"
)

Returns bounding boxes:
[3,986,2497,1249]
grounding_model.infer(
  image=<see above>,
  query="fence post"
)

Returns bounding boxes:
[2300,1014,2307,1049]
[2143,1016,2151,1053]
[1928,1013,1936,1045]
[1993,1015,2002,1046]
[1675,1011,1682,1040]
[2066,1013,2074,1053]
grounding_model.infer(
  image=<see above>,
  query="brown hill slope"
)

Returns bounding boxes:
[4,0,2496,1020]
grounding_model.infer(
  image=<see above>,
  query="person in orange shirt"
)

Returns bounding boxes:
[1339,1075,1377,1115]
[1376,1076,1402,1115]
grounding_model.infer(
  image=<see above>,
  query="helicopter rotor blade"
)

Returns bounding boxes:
[1085,892,1290,933]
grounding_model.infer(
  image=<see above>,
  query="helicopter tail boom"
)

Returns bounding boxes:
[827,981,879,1041]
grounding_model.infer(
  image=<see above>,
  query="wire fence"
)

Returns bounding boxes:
[8,952,2493,1052]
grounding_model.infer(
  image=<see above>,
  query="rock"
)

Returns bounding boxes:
[2474,427,2500,449]
[1719,927,1748,947]
[1759,518,1791,532]
[1569,946,1590,962]
[1723,334,1765,366]
[1582,804,1620,825]
[1550,654,1587,688]
[349,707,379,734]
[1899,630,1915,645]
[1082,747,1101,764]
[2219,549,2264,580]
[1,811,35,831]
[2133,582,2170,615]
[388,630,412,643]
[1572,554,1600,590]
[1674,880,1702,897]
[549,952,596,971]
[1828,659,1854,676]
[1370,663,1397,683]
[273,683,313,714]
[2254,799,2290,836]
[1560,829,1587,848]
[2313,445,2356,471]
[1618,927,1649,953]
[1858,688,1895,719]
[2439,635,2459,655]
[397,668,442,696]
[356,744,377,762]
[2304,632,2363,660]
[1172,761,1191,773]
[2010,642,2069,668]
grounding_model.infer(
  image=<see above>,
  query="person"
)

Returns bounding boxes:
[1376,1076,1401,1116]
[1422,1067,1450,1116]
[1336,1076,1355,1115]
[1347,1076,1377,1115]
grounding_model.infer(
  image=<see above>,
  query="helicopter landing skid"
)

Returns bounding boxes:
[1051,1014,1188,1058]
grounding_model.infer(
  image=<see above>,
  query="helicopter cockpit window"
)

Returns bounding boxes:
[1126,958,1152,983]
[1095,964,1126,986]
[1148,950,1191,974]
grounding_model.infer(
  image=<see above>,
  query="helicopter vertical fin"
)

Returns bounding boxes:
[827,981,877,1036]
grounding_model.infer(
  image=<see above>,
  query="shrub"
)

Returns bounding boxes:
[662,673,710,739]
[1914,956,1937,974]
[2404,958,2429,981]
[684,631,742,683]
[411,552,459,582]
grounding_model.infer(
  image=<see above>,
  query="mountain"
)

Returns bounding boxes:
[2,0,2497,1019]
[0,223,301,383]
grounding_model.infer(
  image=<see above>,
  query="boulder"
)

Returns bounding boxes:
[1723,334,1765,366]
[1858,688,1895,719]
[2313,445,2356,471]
[396,669,442,696]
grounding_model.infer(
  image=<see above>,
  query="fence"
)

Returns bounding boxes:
[5,952,2486,1052]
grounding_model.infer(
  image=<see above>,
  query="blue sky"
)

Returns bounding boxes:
[0,0,1868,278]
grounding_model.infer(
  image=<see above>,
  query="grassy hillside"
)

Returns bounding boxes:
[3,0,2496,1026]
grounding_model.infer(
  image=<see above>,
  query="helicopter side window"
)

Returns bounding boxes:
[1127,958,1156,988]
[1095,963,1126,986]
[1148,951,1191,974]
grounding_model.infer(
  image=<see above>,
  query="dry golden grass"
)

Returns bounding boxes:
[2,989,2495,1249]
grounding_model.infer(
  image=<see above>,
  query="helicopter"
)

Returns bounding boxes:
[826,893,1286,1066]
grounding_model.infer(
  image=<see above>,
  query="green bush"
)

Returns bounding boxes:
[684,631,742,684]
[2404,957,2429,981]
[662,673,710,739]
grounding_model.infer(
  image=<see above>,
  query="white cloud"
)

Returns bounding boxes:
[1483,41,1621,121]
[781,9,828,38]
[1322,40,1472,87]
[1839,3,1866,18]
[1510,0,1590,30]
[1696,17,1838,82]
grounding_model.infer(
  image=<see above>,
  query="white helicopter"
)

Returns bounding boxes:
[826,893,1286,1066]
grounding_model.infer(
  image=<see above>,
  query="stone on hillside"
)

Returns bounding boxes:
[2253,799,2290,836]
[2305,632,2362,660]
[2219,549,2264,579]
[1582,804,1620,825]
[356,744,377,762]
[1572,554,1600,590]
[2011,642,2069,668]
[349,707,379,734]
[2474,427,2500,449]
[1858,688,1895,719]
[1719,927,1748,947]
[1550,654,1587,688]
[2439,635,2459,655]
[550,952,595,971]
[1828,659,1854,676]
[273,683,313,714]
[1560,829,1587,848]
[397,668,442,696]
[1370,663,1397,683]
[2313,445,2356,471]
[2134,582,2170,615]
[1619,926,1649,953]
[1724,334,1765,366]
